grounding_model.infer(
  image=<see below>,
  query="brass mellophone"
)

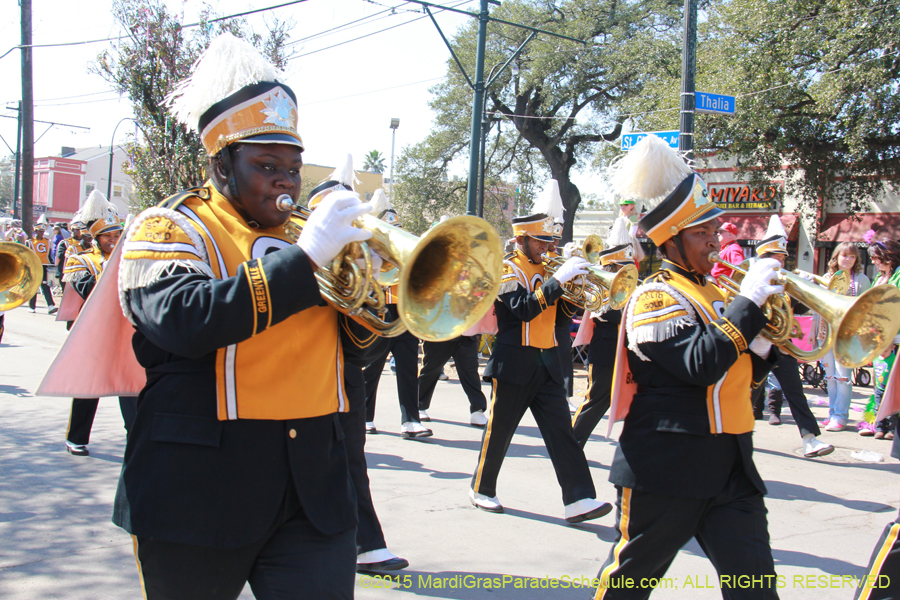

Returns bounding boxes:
[287,206,504,343]
[543,234,638,311]
[709,252,900,367]
[0,241,43,312]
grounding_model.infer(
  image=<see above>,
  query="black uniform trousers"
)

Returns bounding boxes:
[135,483,356,600]
[28,265,55,309]
[364,330,420,424]
[556,324,575,398]
[418,335,487,414]
[339,404,387,554]
[594,465,778,600]
[767,351,821,437]
[471,364,596,505]
[572,325,617,448]
[66,396,138,446]
[856,507,900,600]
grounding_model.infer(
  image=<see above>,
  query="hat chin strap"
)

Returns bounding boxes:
[220,146,260,229]
[671,232,701,275]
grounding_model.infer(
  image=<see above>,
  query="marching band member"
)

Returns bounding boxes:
[111,34,371,599]
[571,216,634,447]
[26,224,58,314]
[468,209,612,523]
[748,216,834,458]
[61,191,134,456]
[594,134,784,599]
[56,220,87,293]
[307,174,410,573]
[361,189,432,439]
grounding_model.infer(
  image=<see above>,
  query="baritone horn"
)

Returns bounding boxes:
[289,208,503,342]
[544,235,638,311]
[0,241,43,312]
[709,252,900,367]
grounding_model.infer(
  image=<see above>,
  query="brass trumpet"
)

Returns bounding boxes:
[793,268,850,294]
[0,242,43,311]
[289,208,503,342]
[544,235,638,311]
[710,252,900,367]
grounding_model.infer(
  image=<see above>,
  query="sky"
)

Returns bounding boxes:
[0,0,607,198]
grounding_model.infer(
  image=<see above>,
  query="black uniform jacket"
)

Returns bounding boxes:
[609,262,776,499]
[114,245,377,549]
[588,307,621,366]
[483,273,575,385]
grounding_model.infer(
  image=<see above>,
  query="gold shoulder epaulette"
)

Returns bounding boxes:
[626,281,697,360]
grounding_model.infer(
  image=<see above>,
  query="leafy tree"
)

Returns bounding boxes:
[394,0,683,242]
[615,0,900,238]
[93,0,293,210]
[362,150,386,173]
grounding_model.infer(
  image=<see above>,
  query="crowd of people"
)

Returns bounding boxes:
[3,33,899,600]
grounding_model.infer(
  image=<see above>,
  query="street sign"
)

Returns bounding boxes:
[696,92,736,116]
[620,130,679,151]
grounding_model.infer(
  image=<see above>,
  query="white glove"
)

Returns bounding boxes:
[749,335,772,358]
[562,242,577,259]
[298,190,373,268]
[552,256,589,284]
[738,258,784,308]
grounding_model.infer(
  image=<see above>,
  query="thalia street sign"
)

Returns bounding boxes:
[696,92,736,116]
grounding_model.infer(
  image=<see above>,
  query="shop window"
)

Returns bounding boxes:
[112,184,123,198]
[84,182,96,196]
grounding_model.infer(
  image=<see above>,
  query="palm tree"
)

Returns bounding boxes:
[362,150,386,174]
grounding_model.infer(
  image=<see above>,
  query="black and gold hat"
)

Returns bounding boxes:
[599,216,635,266]
[308,154,361,210]
[608,134,722,246]
[167,33,303,156]
[532,180,565,241]
[756,214,788,256]
[74,190,122,237]
[512,213,556,242]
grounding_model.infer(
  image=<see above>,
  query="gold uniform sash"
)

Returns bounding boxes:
[627,271,754,434]
[500,249,557,349]
[120,184,347,421]
[63,248,105,283]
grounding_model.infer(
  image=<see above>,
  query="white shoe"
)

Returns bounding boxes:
[400,421,433,439]
[567,400,579,413]
[438,370,449,381]
[469,488,503,513]
[469,410,488,427]
[564,498,613,523]
[357,548,409,572]
[803,436,834,458]
[365,422,377,434]
[418,410,431,422]
[824,419,845,432]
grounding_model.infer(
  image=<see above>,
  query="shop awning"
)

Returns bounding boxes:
[720,214,799,242]
[818,213,900,243]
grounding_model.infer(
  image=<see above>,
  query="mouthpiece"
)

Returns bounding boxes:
[275,194,294,212]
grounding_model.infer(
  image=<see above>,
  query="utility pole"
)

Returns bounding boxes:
[21,0,34,237]
[464,0,489,216]
[679,0,697,161]
[13,102,22,220]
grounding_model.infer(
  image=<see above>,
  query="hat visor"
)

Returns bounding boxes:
[240,132,305,150]
[523,233,556,242]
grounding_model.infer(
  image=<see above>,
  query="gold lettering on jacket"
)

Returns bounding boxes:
[247,265,269,314]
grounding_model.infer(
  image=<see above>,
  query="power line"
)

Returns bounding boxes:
[298,76,443,105]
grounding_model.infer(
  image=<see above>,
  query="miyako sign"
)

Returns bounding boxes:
[708,181,782,211]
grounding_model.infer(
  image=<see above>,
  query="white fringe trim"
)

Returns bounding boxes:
[625,281,698,362]
[62,269,89,284]
[118,207,212,324]
[498,279,520,295]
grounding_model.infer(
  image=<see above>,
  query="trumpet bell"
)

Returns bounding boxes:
[397,216,503,342]
[601,263,638,311]
[0,242,43,311]
[832,284,900,368]
[582,234,603,264]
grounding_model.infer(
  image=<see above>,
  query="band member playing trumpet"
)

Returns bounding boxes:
[468,210,613,524]
[112,34,373,599]
[594,134,785,599]
[571,216,634,447]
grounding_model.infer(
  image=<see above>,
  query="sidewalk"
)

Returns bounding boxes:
[0,303,897,599]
